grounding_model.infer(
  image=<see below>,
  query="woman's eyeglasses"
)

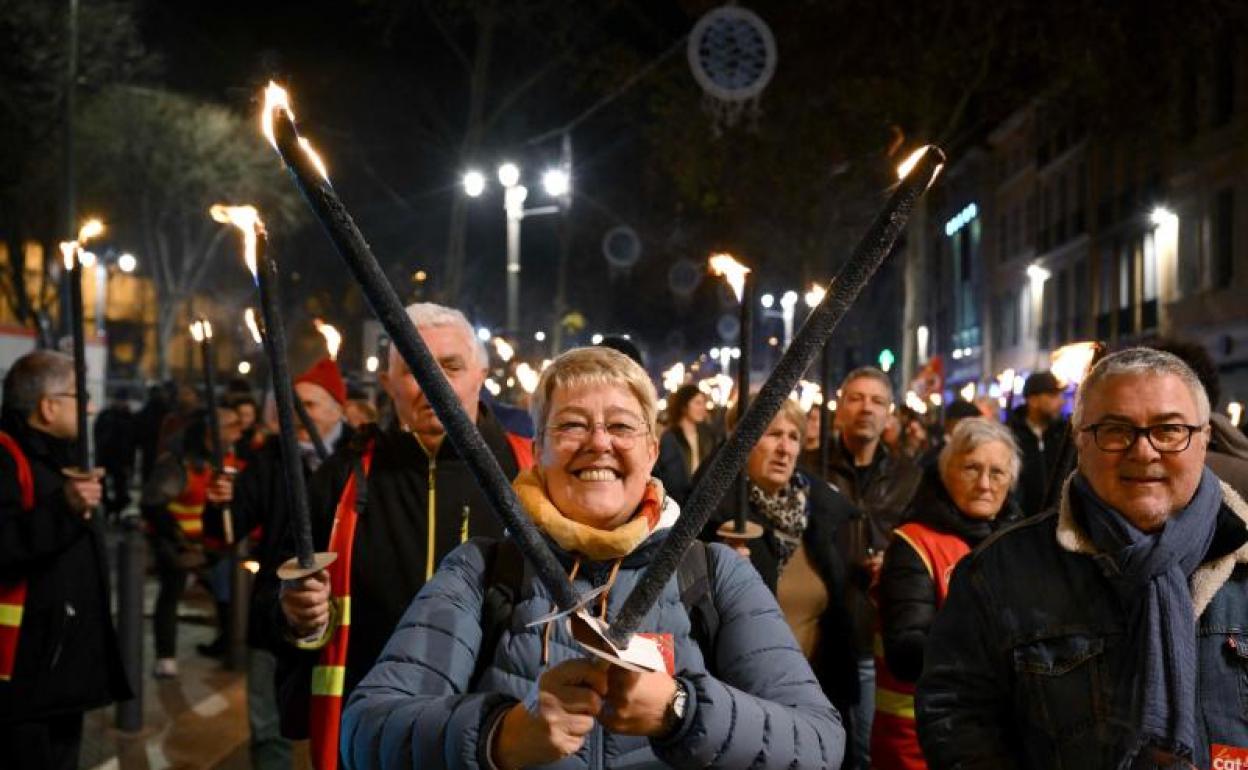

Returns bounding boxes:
[545,419,649,449]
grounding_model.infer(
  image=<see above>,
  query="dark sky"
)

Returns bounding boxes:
[134,0,703,369]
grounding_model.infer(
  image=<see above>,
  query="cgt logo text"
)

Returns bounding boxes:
[1213,744,1248,769]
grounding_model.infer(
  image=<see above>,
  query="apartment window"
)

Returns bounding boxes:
[1142,235,1159,331]
[1214,188,1235,286]
[1118,240,1137,336]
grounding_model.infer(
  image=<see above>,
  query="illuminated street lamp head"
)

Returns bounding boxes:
[118,253,137,273]
[261,81,329,180]
[534,330,546,342]
[708,253,750,302]
[365,355,379,373]
[59,242,76,271]
[244,308,263,344]
[314,319,342,360]
[780,290,799,310]
[1026,262,1051,286]
[190,319,208,343]
[462,170,486,198]
[497,162,520,188]
[77,219,105,245]
[210,204,265,277]
[238,361,252,375]
[542,168,570,197]
[760,293,775,309]
[804,283,826,308]
[1151,206,1178,228]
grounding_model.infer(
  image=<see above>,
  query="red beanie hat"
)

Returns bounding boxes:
[295,358,346,406]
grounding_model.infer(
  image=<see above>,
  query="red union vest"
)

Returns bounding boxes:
[0,431,36,682]
[871,521,973,770]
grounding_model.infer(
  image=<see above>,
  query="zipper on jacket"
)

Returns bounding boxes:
[49,601,76,670]
[426,456,437,581]
[460,504,470,543]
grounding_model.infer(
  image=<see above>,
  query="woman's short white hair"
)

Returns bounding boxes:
[1072,347,1210,427]
[404,302,489,368]
[938,418,1022,485]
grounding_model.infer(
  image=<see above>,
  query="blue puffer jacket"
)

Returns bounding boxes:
[342,511,844,769]
[916,476,1248,769]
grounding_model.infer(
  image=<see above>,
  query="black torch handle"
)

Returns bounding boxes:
[734,275,753,533]
[201,333,224,469]
[255,243,316,570]
[607,147,946,647]
[269,111,579,611]
[69,260,91,471]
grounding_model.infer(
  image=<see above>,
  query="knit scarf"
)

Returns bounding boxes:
[1073,468,1222,762]
[748,474,809,566]
[512,469,665,560]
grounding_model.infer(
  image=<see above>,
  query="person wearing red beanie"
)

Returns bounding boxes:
[293,358,347,451]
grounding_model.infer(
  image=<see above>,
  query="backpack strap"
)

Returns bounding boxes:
[472,538,525,689]
[677,541,720,675]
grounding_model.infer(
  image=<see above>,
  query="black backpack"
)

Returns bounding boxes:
[471,539,720,687]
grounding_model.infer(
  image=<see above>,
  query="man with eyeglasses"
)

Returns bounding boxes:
[917,347,1248,769]
[0,351,130,769]
[258,303,533,767]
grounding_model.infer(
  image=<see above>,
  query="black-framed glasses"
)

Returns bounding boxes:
[1081,423,1205,454]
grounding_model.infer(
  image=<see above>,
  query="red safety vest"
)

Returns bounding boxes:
[308,431,534,770]
[871,521,972,770]
[0,431,35,681]
[166,454,242,548]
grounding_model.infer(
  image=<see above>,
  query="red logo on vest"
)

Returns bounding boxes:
[1213,744,1248,769]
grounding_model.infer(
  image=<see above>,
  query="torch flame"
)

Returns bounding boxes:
[210,204,264,277]
[314,319,342,360]
[896,145,944,189]
[59,242,77,271]
[77,219,105,245]
[244,308,263,344]
[261,81,330,181]
[708,253,750,302]
[1050,341,1100,388]
[190,320,205,343]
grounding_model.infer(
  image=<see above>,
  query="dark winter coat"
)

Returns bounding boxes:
[823,439,921,654]
[224,424,353,649]
[655,423,718,506]
[259,407,526,739]
[916,477,1248,769]
[877,465,1022,683]
[0,409,131,723]
[703,469,862,716]
[1006,406,1067,518]
[341,523,844,769]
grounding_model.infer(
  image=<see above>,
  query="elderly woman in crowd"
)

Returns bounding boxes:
[870,418,1022,769]
[655,383,717,506]
[704,398,862,756]
[342,347,842,769]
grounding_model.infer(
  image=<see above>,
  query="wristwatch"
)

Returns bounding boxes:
[662,679,689,736]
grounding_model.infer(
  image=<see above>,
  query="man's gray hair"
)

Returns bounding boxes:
[3,350,74,419]
[1073,347,1211,427]
[839,366,894,403]
[404,302,489,368]
[938,417,1022,485]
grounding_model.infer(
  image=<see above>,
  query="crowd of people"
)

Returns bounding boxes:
[3,304,1248,770]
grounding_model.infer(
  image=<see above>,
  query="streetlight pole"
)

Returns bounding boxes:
[504,184,526,333]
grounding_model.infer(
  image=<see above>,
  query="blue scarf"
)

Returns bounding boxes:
[1074,468,1223,761]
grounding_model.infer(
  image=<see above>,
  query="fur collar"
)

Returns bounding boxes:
[1055,473,1248,616]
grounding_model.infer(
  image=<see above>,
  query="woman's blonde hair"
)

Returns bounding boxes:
[531,347,659,442]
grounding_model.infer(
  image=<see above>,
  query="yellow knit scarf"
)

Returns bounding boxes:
[512,468,661,560]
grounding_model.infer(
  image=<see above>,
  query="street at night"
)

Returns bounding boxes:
[3,1,1248,769]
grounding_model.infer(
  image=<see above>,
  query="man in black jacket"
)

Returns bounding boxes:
[1006,370,1068,517]
[0,351,130,770]
[262,303,533,759]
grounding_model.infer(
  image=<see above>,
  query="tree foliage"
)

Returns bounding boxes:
[76,85,302,376]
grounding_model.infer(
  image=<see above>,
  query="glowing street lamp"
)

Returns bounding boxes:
[462,170,486,198]
[779,290,799,349]
[804,283,826,309]
[542,168,570,197]
[497,162,520,188]
[117,253,137,273]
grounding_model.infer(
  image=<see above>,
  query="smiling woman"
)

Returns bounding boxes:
[342,346,845,770]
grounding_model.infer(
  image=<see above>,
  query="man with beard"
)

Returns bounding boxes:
[260,303,533,770]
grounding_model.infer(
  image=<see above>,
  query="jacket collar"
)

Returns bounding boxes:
[0,407,74,469]
[1056,472,1248,616]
